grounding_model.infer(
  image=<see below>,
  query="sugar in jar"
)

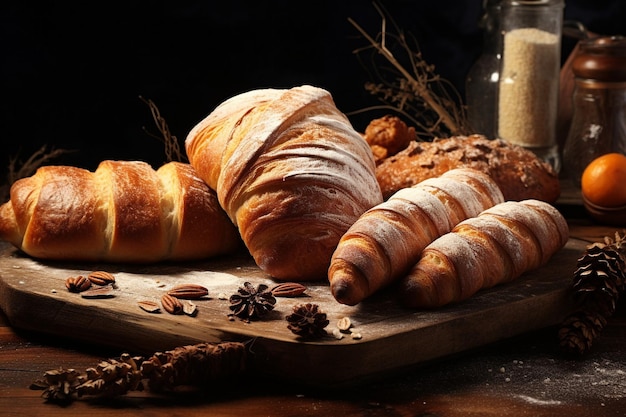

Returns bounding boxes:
[497,0,564,172]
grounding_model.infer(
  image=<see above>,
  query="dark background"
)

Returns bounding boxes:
[2,0,625,180]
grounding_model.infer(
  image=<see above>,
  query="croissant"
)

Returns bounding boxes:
[328,168,505,306]
[400,199,569,309]
[0,160,242,263]
[185,85,383,281]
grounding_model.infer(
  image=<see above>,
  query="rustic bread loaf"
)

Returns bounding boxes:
[365,117,560,203]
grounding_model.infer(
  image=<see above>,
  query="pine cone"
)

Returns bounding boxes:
[30,342,247,404]
[76,354,144,397]
[29,368,84,404]
[286,303,330,339]
[141,342,247,391]
[558,230,626,356]
[228,281,276,321]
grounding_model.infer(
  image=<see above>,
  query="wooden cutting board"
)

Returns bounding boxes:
[0,239,587,387]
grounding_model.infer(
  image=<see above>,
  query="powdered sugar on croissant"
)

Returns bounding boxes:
[400,199,569,308]
[328,168,505,305]
[186,85,383,281]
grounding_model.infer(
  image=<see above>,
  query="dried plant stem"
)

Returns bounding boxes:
[1,146,72,203]
[349,2,469,140]
[140,95,184,163]
[349,17,461,136]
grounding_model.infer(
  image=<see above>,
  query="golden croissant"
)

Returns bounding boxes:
[400,199,569,308]
[185,85,383,281]
[328,168,505,305]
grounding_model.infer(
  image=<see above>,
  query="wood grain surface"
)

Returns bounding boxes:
[0,237,588,387]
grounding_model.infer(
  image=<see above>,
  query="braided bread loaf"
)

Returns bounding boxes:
[0,161,242,263]
[400,199,569,308]
[328,168,505,306]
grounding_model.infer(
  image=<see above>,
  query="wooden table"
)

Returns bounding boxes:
[1,208,625,416]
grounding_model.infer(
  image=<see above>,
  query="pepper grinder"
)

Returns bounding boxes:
[562,36,626,188]
[497,0,564,172]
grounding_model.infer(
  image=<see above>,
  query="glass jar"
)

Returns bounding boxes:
[465,0,502,139]
[562,36,626,187]
[497,0,564,172]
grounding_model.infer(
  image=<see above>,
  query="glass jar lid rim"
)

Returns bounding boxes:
[505,0,563,5]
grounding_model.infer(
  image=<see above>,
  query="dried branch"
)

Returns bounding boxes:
[349,2,469,140]
[1,146,73,203]
[140,96,185,163]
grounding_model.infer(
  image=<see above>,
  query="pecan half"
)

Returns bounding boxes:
[65,275,92,293]
[87,271,116,286]
[161,294,184,315]
[271,282,307,297]
[166,284,209,299]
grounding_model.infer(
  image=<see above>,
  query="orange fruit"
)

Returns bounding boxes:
[581,152,626,207]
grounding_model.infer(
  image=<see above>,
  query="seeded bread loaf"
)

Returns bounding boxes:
[364,117,561,203]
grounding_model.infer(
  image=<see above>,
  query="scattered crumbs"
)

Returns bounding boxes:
[351,332,362,340]
[18,280,25,285]
[543,378,551,384]
[218,293,228,300]
[332,329,344,340]
[51,289,57,293]
[505,377,511,382]
[12,265,21,269]
[499,367,506,373]
[516,395,562,406]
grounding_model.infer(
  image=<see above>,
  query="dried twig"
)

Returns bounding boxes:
[349,2,469,140]
[1,146,73,202]
[140,96,185,163]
